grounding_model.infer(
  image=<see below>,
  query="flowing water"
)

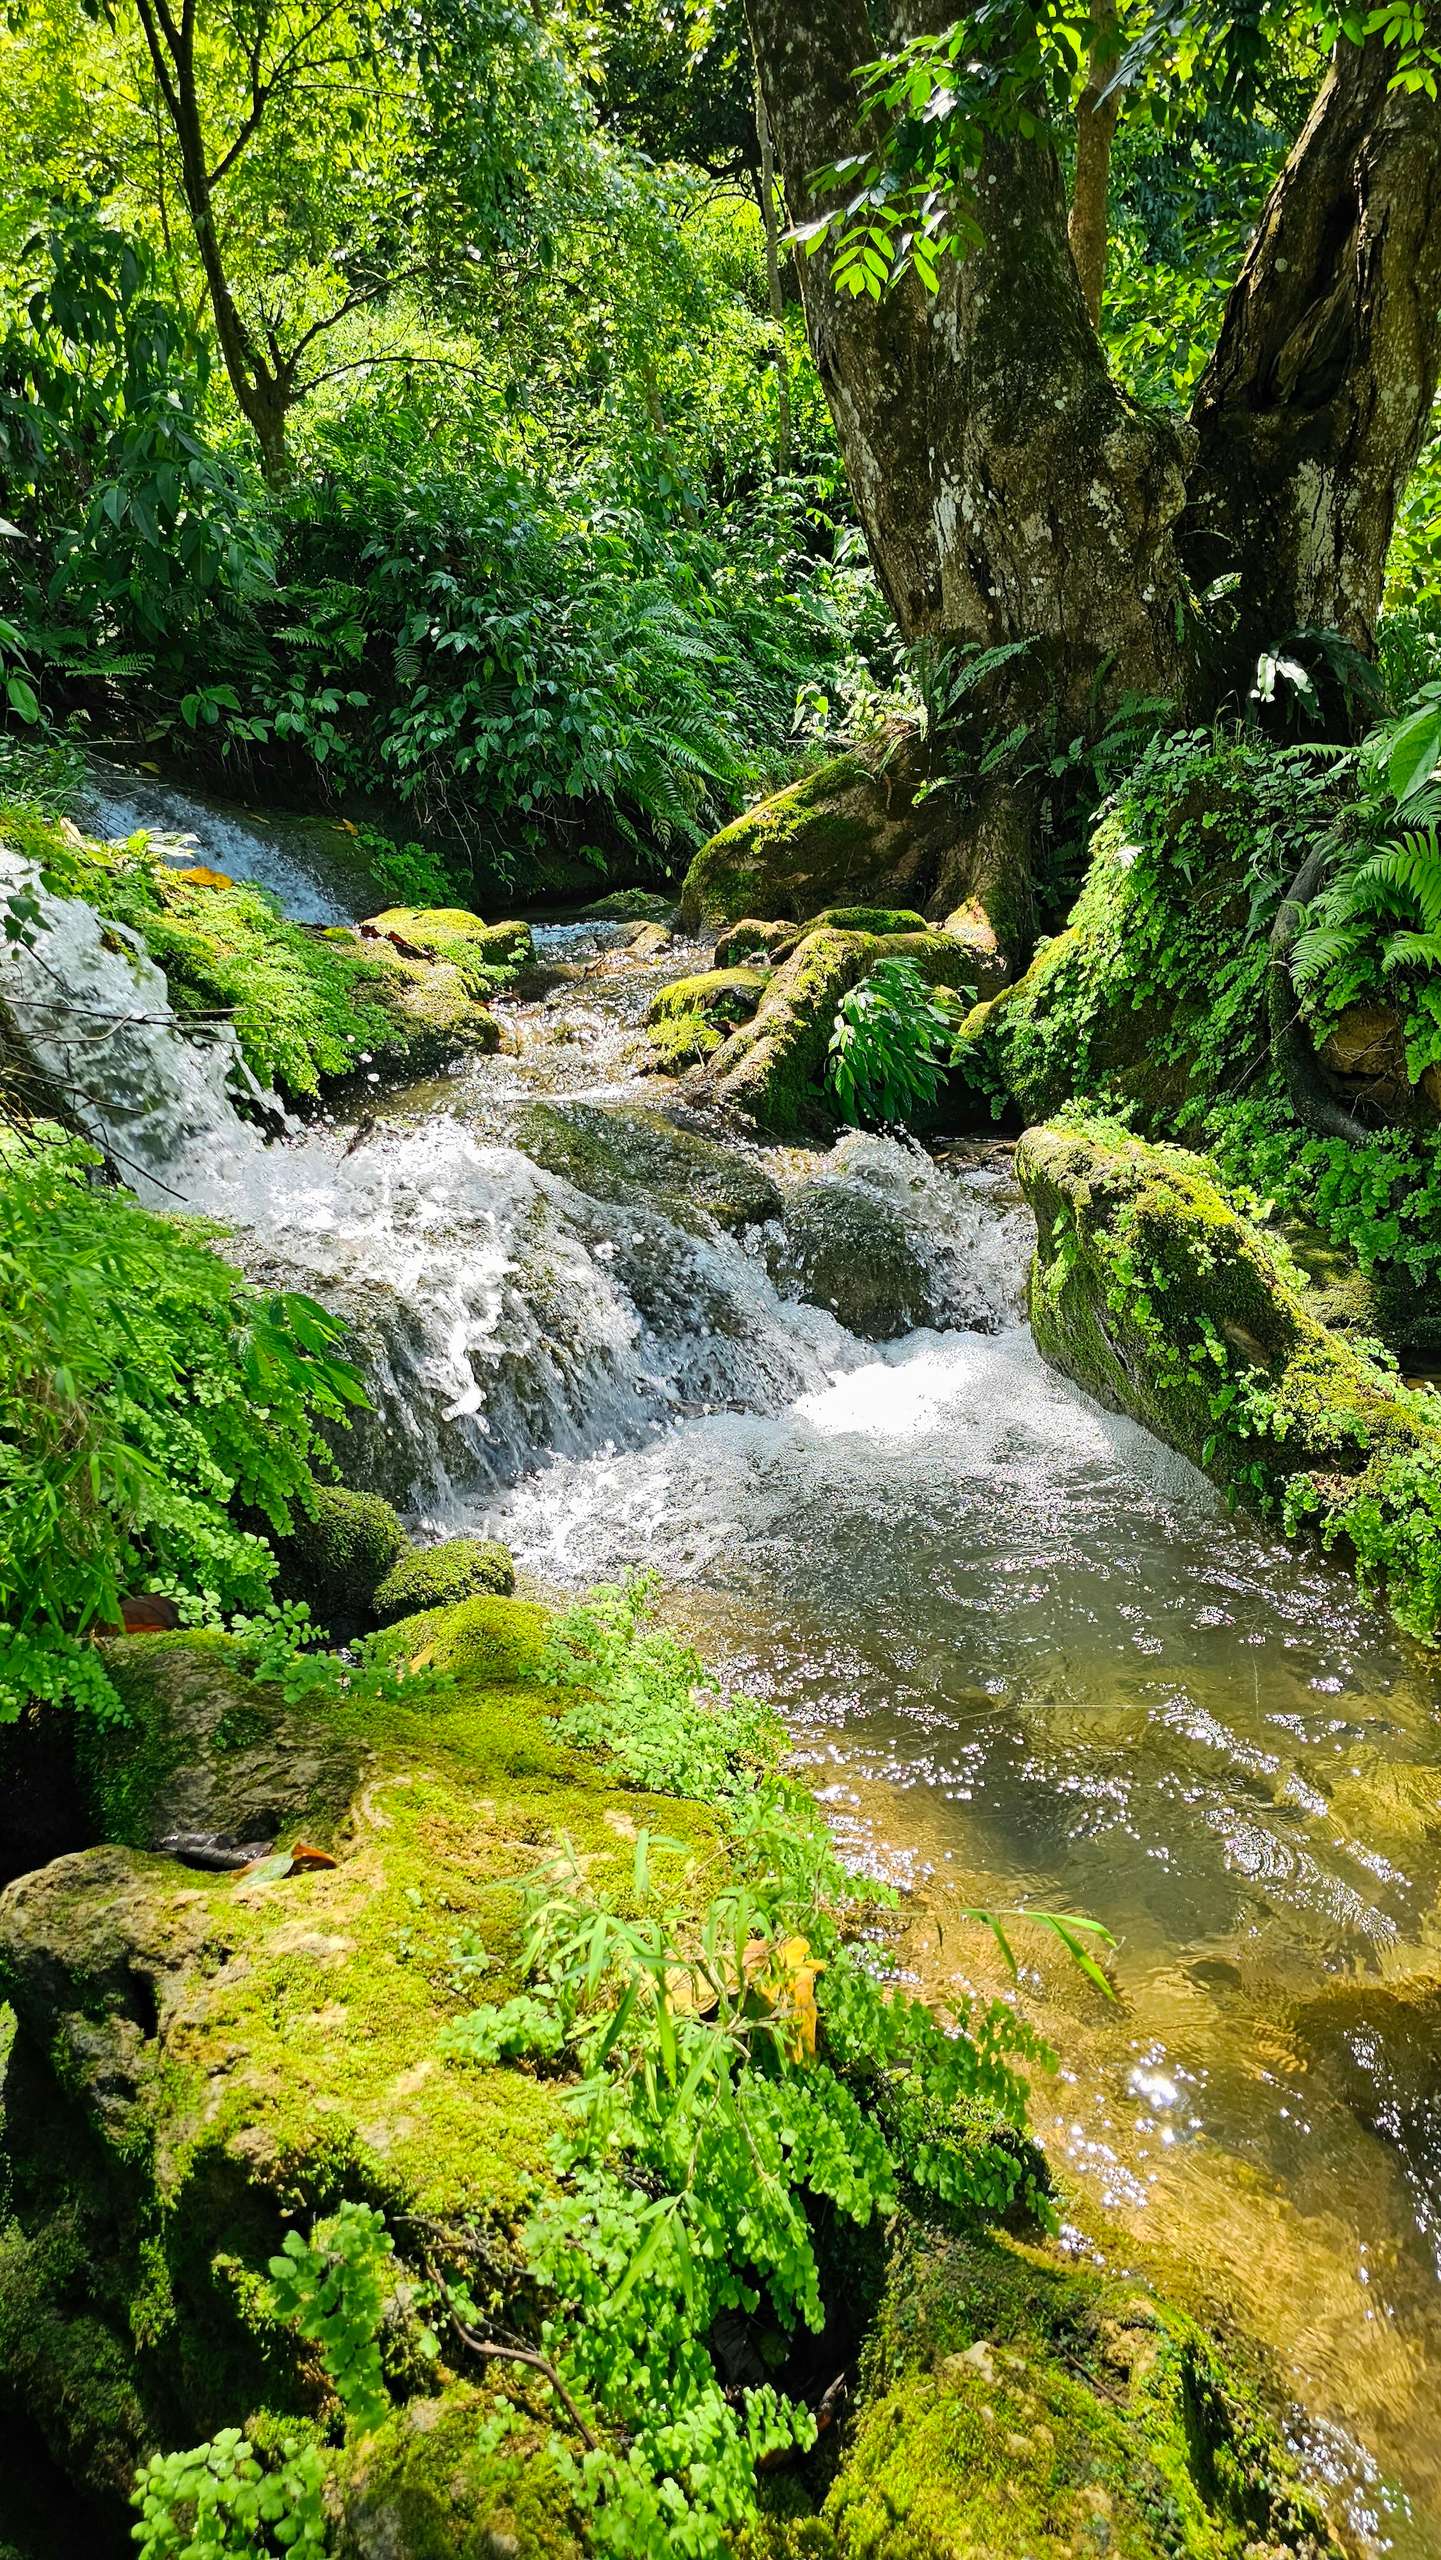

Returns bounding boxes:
[7,777,1441,2552]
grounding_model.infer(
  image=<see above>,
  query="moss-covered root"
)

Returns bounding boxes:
[1016,1119,1441,1639]
[695,928,979,1138]
[810,2222,1342,2560]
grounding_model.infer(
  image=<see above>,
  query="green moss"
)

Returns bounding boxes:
[337,2385,583,2559]
[681,756,875,931]
[798,905,928,938]
[0,1601,730,2501]
[580,889,676,924]
[713,917,796,967]
[277,1486,411,1622]
[700,927,979,1137]
[646,965,768,1029]
[644,1006,723,1070]
[372,1538,515,1625]
[1017,1118,1441,1638]
[820,2222,1338,2559]
[59,837,501,1101]
[512,1098,782,1232]
[360,907,533,992]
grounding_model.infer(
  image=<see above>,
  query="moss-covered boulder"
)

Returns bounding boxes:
[0,1608,727,2514]
[512,1097,782,1233]
[713,916,796,967]
[812,2220,1340,2560]
[771,904,929,958]
[646,964,769,1032]
[372,1537,515,1625]
[74,1631,363,1853]
[681,744,968,934]
[360,907,533,991]
[1017,1119,1441,1639]
[51,828,505,1101]
[276,1485,411,1625]
[579,888,676,925]
[696,928,980,1137]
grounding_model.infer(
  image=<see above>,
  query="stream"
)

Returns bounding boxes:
[5,778,1441,2555]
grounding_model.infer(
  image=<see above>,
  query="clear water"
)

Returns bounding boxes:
[8,774,1441,2551]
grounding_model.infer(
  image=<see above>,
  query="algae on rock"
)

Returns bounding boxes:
[511,1097,782,1233]
[1017,1119,1441,1639]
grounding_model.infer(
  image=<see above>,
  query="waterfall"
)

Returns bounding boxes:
[78,763,383,925]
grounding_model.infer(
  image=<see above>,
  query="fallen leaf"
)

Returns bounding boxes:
[174,864,233,889]
[289,1840,338,1871]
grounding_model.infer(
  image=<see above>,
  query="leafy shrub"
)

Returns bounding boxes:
[1288,689,1441,1082]
[131,2429,328,2560]
[0,1130,365,1721]
[434,1578,1103,2559]
[267,2203,422,2435]
[827,955,961,1125]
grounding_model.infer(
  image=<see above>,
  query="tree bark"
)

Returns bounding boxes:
[1186,39,1441,706]
[132,0,294,485]
[747,0,1194,740]
[755,81,794,474]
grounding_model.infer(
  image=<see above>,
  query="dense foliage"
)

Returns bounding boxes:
[0,1130,364,1721]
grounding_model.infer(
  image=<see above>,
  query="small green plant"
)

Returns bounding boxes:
[0,1130,367,1723]
[540,1570,783,1801]
[131,2429,328,2558]
[267,2200,425,2435]
[433,1576,1109,2559]
[827,955,962,1126]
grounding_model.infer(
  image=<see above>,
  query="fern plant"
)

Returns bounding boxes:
[1293,824,1441,1080]
[827,956,963,1126]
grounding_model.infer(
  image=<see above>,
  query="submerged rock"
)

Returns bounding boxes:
[769,1171,939,1341]
[1017,1119,1441,1639]
[512,1097,782,1234]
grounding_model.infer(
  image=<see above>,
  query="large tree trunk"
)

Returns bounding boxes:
[747,0,1441,782]
[749,0,1194,736]
[1186,38,1441,706]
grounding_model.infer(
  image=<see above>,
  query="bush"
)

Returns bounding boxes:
[827,955,961,1126]
[0,1132,366,1721]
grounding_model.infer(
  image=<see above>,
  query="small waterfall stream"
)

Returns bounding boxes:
[7,783,1441,2554]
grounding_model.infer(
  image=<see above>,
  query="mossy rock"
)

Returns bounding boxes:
[0,1607,729,2503]
[772,904,929,960]
[372,1537,515,1625]
[714,916,796,967]
[360,907,533,992]
[1017,1118,1441,1639]
[696,928,980,1138]
[645,965,769,1032]
[335,2384,583,2560]
[817,2221,1341,2559]
[276,1484,412,1625]
[511,1097,782,1234]
[59,830,502,1102]
[78,1630,363,1852]
[580,888,677,924]
[680,741,966,933]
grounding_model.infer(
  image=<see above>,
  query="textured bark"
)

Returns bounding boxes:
[748,0,1441,755]
[1187,39,1441,697]
[747,0,1194,733]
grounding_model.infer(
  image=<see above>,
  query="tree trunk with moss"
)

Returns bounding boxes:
[744,1,1441,924]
